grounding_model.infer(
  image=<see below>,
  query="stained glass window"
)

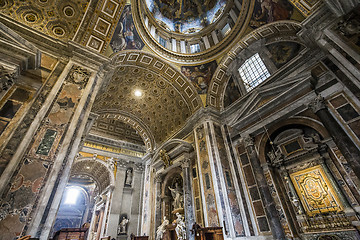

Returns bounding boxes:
[238,53,270,91]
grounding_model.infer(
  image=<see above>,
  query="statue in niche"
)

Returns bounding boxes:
[118,216,129,235]
[168,182,183,210]
[156,216,169,240]
[175,212,186,240]
[125,168,133,186]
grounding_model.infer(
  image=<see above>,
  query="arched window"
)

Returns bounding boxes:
[238,53,270,91]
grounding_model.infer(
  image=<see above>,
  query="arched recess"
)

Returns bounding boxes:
[206,21,303,110]
[257,116,330,164]
[96,109,156,152]
[70,157,115,194]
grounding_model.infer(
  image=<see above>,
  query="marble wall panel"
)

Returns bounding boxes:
[191,160,204,226]
[263,169,293,238]
[195,125,219,227]
[207,123,230,235]
[213,124,244,236]
[236,144,270,234]
[0,64,91,239]
[0,62,64,175]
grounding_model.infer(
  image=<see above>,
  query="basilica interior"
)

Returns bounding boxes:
[0,0,360,240]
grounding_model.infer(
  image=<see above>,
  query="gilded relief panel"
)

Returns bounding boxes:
[290,165,343,216]
[195,125,219,227]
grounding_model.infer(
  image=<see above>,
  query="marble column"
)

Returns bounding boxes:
[155,174,163,230]
[182,158,195,240]
[243,136,286,239]
[309,95,360,180]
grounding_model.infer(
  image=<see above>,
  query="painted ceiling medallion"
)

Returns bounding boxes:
[145,0,227,34]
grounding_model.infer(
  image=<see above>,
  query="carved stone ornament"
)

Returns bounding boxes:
[69,65,91,88]
[242,135,254,148]
[160,149,172,168]
[155,174,163,183]
[181,158,191,169]
[0,65,15,93]
[308,95,326,113]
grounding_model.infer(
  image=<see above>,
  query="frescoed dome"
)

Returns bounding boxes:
[145,0,227,34]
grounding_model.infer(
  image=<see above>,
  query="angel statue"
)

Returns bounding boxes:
[168,182,183,209]
[175,212,186,240]
[156,216,169,240]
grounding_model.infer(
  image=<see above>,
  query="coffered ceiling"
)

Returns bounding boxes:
[0,0,89,40]
[92,51,202,148]
[90,117,144,146]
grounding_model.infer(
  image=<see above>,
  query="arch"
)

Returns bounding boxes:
[152,138,194,165]
[206,21,303,109]
[96,109,156,152]
[71,157,115,194]
[257,116,330,164]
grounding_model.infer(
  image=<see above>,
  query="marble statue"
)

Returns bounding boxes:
[118,216,129,235]
[107,157,115,171]
[125,168,133,186]
[175,212,186,240]
[160,149,172,168]
[156,216,169,240]
[168,182,183,209]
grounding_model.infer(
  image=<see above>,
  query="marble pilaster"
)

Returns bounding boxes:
[243,136,286,239]
[182,158,195,240]
[308,95,360,180]
[155,174,163,230]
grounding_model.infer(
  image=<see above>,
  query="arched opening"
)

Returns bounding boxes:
[53,178,97,233]
[51,158,114,240]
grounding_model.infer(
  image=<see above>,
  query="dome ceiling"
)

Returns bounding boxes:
[145,0,227,34]
[92,52,202,147]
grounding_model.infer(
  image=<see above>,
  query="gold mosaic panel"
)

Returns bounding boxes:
[290,165,343,216]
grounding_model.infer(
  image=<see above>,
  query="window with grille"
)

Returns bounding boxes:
[190,43,200,53]
[238,53,270,91]
[159,36,167,48]
[221,23,231,36]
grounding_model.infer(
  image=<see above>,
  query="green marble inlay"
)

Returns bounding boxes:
[36,129,57,156]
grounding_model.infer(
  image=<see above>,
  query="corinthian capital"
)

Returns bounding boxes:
[308,94,326,113]
[155,174,163,183]
[181,158,191,169]
[242,135,254,148]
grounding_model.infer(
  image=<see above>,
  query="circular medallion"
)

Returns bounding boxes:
[24,13,38,23]
[63,6,75,17]
[0,0,8,8]
[53,26,65,36]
